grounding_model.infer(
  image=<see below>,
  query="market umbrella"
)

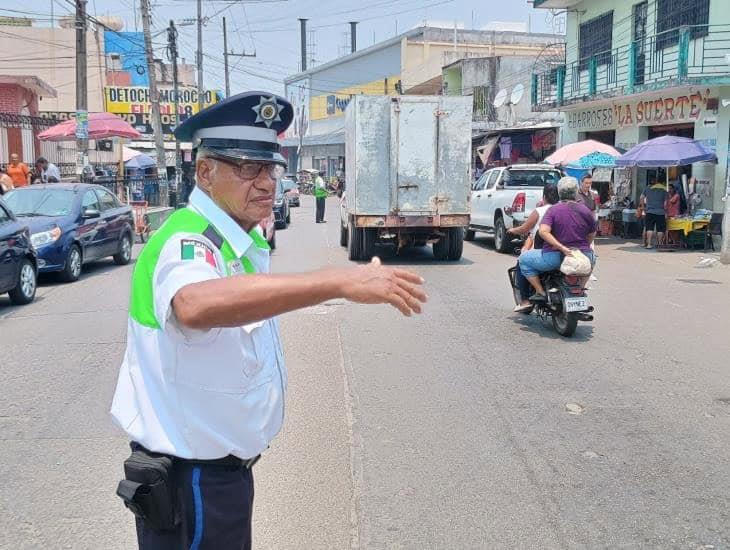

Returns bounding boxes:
[545,139,621,167]
[38,112,140,141]
[125,152,156,169]
[615,135,716,167]
[568,151,617,169]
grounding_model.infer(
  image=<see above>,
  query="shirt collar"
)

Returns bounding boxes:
[188,186,264,258]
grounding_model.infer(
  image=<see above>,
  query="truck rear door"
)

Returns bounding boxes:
[394,100,438,214]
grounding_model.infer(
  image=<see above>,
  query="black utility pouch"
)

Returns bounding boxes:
[116,446,179,531]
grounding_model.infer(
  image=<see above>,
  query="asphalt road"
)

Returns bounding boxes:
[1,195,729,549]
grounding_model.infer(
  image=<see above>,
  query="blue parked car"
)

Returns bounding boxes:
[3,183,135,282]
[0,198,37,304]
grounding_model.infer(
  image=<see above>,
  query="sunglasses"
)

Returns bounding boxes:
[206,154,285,181]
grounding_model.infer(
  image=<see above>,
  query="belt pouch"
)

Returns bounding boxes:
[116,447,179,531]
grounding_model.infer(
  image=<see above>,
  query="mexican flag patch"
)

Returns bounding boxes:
[181,239,217,268]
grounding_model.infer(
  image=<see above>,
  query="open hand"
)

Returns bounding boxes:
[340,257,427,316]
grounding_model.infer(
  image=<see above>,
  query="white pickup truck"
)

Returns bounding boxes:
[466,164,562,253]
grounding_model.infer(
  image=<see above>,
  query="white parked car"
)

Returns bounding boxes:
[466,164,562,253]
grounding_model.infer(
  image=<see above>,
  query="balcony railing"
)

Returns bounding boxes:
[532,24,730,110]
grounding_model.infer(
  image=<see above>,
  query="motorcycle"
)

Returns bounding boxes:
[508,266,594,337]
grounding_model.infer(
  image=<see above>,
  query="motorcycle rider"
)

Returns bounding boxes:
[518,176,597,302]
[508,183,559,312]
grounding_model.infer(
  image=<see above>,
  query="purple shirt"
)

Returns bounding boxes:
[540,201,597,253]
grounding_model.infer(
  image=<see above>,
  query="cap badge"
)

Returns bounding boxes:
[252,96,283,128]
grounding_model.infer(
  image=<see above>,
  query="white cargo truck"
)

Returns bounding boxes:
[340,95,472,261]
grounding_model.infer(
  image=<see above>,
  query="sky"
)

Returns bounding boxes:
[5,0,565,95]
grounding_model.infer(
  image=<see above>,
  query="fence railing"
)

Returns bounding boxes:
[532,23,730,109]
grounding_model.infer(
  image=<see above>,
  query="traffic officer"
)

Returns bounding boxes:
[314,170,328,223]
[110,91,427,550]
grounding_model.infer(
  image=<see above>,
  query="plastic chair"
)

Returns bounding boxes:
[704,213,723,252]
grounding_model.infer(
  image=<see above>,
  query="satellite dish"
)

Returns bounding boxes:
[510,83,525,105]
[493,89,508,108]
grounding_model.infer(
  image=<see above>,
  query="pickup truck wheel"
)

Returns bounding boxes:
[347,223,361,261]
[448,228,464,260]
[339,221,348,247]
[432,232,450,260]
[361,229,376,260]
[464,229,475,241]
[494,217,510,254]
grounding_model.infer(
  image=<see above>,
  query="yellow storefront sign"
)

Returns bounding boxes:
[104,86,219,117]
[310,76,400,121]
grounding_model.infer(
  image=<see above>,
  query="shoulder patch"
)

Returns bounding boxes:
[181,239,217,268]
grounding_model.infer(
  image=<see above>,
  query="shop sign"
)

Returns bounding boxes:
[104,86,220,137]
[567,89,713,130]
[75,110,88,140]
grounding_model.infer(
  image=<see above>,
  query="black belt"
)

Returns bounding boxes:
[131,443,260,470]
[184,454,261,470]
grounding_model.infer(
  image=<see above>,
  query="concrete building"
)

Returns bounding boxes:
[533,0,730,213]
[442,47,564,172]
[0,16,107,114]
[283,26,563,176]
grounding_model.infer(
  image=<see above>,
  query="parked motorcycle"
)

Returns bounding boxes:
[508,266,594,337]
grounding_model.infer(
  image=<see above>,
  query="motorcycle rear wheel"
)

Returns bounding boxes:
[552,310,578,337]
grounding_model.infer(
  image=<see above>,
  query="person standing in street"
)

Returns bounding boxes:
[35,157,61,183]
[314,170,327,223]
[111,91,427,550]
[6,153,31,188]
[578,173,598,215]
[641,179,668,249]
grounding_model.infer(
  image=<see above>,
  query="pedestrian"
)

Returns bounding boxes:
[314,170,327,223]
[34,157,61,183]
[111,91,427,550]
[6,153,31,188]
[578,173,598,214]
[641,178,668,249]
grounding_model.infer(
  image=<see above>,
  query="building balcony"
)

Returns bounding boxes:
[531,24,730,111]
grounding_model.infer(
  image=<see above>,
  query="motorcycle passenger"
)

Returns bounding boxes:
[518,176,597,302]
[508,183,559,312]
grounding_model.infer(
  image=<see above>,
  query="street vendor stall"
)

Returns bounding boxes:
[616,136,717,248]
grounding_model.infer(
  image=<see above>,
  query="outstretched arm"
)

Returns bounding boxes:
[173,257,427,330]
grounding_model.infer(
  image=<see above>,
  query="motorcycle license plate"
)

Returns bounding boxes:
[564,297,588,312]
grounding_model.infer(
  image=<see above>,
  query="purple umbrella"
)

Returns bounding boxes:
[615,135,716,167]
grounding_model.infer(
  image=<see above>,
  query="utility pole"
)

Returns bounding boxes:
[74,0,88,178]
[168,20,182,194]
[197,0,204,113]
[140,0,168,206]
[223,16,256,97]
[721,153,730,263]
[223,17,230,97]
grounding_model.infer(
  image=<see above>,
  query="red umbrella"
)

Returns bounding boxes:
[38,112,140,141]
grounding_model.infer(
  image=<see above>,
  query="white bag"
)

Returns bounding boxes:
[560,249,592,276]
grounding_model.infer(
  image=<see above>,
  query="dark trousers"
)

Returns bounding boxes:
[315,197,326,222]
[136,461,254,550]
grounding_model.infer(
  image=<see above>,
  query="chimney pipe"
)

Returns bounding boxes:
[350,21,357,53]
[299,18,308,71]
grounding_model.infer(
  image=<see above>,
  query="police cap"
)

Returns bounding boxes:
[174,91,293,166]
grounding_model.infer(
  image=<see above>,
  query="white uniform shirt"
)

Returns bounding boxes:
[111,187,287,459]
[44,163,61,182]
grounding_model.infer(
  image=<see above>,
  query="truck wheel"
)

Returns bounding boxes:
[340,221,348,247]
[347,223,361,261]
[361,229,376,261]
[494,216,510,254]
[464,229,475,241]
[433,231,450,260]
[448,228,464,261]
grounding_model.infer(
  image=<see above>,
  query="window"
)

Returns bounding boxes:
[486,170,500,189]
[473,172,489,191]
[97,189,119,211]
[82,190,100,212]
[656,0,709,49]
[503,169,562,188]
[579,12,613,70]
[107,53,122,71]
